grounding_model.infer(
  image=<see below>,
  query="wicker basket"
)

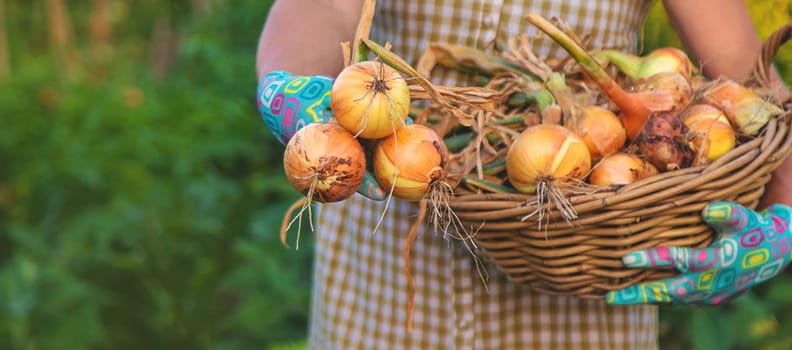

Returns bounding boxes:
[449,23,792,300]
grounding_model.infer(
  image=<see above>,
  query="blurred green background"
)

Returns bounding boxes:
[1,1,792,349]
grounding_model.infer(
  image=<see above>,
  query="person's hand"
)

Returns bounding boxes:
[606,201,792,305]
[257,71,386,200]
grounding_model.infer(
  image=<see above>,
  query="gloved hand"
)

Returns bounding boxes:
[606,201,792,305]
[257,71,386,200]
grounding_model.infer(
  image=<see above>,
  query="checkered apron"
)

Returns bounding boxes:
[309,1,658,349]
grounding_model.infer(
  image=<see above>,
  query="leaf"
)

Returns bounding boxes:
[690,308,733,350]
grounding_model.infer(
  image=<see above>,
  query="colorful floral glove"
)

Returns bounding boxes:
[257,71,386,200]
[606,201,792,305]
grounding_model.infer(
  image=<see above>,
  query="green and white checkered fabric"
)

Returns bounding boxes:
[310,1,658,349]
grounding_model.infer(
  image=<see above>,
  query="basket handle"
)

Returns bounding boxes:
[751,22,792,100]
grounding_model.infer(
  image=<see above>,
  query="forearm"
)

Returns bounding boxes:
[662,0,760,81]
[256,0,363,79]
[664,0,792,207]
[762,157,792,207]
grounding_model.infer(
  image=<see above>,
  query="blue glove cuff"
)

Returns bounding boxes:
[256,71,334,145]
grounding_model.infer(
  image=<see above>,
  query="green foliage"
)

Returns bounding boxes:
[0,0,313,349]
[657,279,792,350]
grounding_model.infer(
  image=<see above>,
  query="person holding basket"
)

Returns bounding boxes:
[257,0,792,349]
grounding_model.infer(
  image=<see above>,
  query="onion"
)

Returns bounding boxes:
[637,138,694,172]
[639,111,687,139]
[633,72,693,115]
[506,124,591,224]
[283,123,366,203]
[543,73,626,160]
[699,79,784,136]
[589,152,658,186]
[634,113,694,172]
[594,47,695,81]
[372,121,462,336]
[331,60,411,139]
[506,124,591,192]
[680,104,736,164]
[564,105,627,160]
[373,123,449,201]
[543,74,625,160]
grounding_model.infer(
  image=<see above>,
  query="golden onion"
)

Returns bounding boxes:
[331,60,411,139]
[680,104,736,164]
[565,105,627,161]
[373,124,448,201]
[589,152,658,186]
[283,123,366,203]
[506,124,591,194]
[700,79,783,136]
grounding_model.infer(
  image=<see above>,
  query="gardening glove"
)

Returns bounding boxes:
[606,201,792,305]
[257,71,386,200]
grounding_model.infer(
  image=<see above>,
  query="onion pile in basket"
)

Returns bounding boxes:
[399,15,785,227]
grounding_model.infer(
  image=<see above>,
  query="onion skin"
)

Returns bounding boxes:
[639,111,687,139]
[634,113,694,172]
[544,74,626,160]
[331,61,411,139]
[565,105,627,160]
[525,14,676,142]
[680,104,736,164]
[641,47,696,79]
[634,72,692,115]
[638,138,693,172]
[283,123,366,203]
[373,124,449,201]
[699,79,784,136]
[619,71,692,143]
[506,124,591,193]
[589,153,659,186]
[594,47,695,81]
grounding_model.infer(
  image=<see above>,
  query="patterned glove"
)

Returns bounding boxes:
[257,71,386,200]
[606,201,792,305]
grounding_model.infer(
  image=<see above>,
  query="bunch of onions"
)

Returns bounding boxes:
[373,123,450,202]
[589,152,658,186]
[680,104,736,164]
[506,124,591,224]
[331,60,412,139]
[564,105,627,160]
[593,47,695,81]
[699,79,784,136]
[283,122,367,203]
